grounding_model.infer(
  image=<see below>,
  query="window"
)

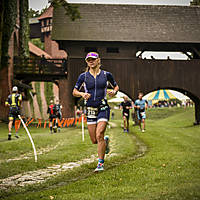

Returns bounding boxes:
[107,47,119,53]
[85,47,97,53]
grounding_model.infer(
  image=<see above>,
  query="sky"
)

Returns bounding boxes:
[29,0,191,11]
[29,0,192,60]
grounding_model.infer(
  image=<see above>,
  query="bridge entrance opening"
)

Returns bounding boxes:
[143,88,199,125]
[136,51,189,60]
[143,89,192,108]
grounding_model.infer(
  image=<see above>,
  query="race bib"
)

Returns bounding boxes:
[86,107,98,118]
[140,112,145,117]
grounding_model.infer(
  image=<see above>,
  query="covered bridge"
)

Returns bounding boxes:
[52,4,200,123]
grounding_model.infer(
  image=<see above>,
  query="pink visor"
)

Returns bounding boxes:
[85,52,99,60]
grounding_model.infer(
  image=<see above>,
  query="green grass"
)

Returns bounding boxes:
[0,107,200,200]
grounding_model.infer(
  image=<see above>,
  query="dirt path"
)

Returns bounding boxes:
[0,151,116,190]
[0,122,147,190]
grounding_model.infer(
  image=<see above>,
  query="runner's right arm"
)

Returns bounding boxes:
[72,73,91,100]
[134,100,140,109]
[5,95,11,107]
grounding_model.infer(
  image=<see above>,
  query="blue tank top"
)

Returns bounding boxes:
[135,99,146,111]
[74,70,117,107]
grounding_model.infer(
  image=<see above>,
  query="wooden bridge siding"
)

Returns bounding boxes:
[101,59,200,101]
[58,58,86,117]
[68,58,200,100]
[67,58,200,122]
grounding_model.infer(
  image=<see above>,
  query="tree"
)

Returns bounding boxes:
[29,1,81,21]
[190,0,200,5]
[51,0,81,21]
[28,8,40,18]
[28,7,49,18]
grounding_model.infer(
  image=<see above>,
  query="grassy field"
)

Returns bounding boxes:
[0,107,199,200]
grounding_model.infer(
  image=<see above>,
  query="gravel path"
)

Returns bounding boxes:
[0,122,147,190]
[0,124,118,190]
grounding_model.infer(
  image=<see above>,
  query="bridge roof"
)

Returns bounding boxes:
[38,6,53,20]
[52,4,200,43]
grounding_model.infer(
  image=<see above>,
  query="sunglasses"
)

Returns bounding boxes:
[86,58,97,62]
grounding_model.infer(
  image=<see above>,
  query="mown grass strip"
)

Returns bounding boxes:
[1,107,200,200]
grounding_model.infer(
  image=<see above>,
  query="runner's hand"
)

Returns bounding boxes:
[107,90,116,97]
[81,93,91,100]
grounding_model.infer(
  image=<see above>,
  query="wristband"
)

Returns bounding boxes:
[113,90,118,95]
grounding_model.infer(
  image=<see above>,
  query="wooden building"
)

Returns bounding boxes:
[51,4,200,123]
[52,4,200,59]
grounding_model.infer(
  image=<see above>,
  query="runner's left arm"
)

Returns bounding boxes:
[18,94,22,107]
[106,72,119,97]
[145,100,148,110]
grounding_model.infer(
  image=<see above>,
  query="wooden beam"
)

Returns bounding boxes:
[192,47,200,58]
[136,50,144,58]
[183,52,193,59]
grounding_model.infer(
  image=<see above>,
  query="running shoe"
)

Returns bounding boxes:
[8,134,11,140]
[53,126,57,133]
[142,129,145,133]
[94,163,104,172]
[15,134,19,138]
[104,135,110,154]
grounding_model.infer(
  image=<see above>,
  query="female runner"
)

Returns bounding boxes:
[73,52,119,172]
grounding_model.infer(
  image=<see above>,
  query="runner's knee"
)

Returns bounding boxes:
[96,133,104,143]
[91,138,97,144]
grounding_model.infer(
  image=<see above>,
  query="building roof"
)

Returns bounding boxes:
[52,4,200,43]
[29,42,52,58]
[38,6,53,20]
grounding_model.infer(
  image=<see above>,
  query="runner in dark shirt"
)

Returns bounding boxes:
[54,99,62,132]
[47,100,56,133]
[120,96,132,133]
[5,86,22,140]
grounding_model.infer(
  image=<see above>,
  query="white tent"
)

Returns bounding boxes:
[108,91,131,103]
[143,90,190,101]
[108,97,124,103]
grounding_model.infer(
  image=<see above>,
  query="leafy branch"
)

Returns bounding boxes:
[51,0,81,21]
